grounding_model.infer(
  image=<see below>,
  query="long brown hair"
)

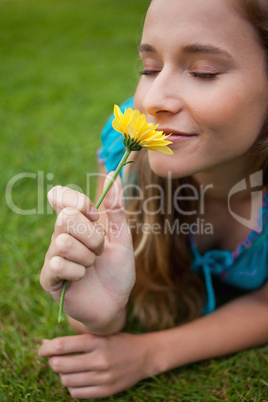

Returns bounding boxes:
[126,151,205,331]
[126,0,268,331]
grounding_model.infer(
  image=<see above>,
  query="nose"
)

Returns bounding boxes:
[142,68,184,117]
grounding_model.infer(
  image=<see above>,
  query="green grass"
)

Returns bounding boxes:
[0,0,268,400]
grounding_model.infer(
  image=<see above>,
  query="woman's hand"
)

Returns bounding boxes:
[40,174,136,330]
[38,332,152,399]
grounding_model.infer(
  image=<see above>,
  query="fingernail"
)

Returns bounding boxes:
[88,205,99,222]
[91,204,98,214]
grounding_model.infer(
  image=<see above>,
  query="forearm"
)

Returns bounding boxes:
[145,285,268,376]
[67,307,127,336]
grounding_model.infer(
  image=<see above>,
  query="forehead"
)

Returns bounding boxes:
[142,0,260,56]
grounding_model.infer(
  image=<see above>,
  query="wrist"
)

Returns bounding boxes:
[140,330,172,377]
[82,307,127,336]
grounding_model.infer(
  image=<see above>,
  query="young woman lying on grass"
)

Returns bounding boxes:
[39,0,268,398]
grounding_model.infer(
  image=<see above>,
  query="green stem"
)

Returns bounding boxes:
[58,148,131,323]
[95,148,131,208]
[58,280,68,323]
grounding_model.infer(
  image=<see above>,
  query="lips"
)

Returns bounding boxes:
[157,128,198,144]
[158,128,197,137]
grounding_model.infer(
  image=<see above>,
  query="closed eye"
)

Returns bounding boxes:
[139,70,160,76]
[191,72,219,80]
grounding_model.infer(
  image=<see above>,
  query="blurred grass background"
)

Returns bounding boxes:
[0,0,268,400]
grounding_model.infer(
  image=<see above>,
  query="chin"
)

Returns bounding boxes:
[150,164,173,178]
[148,151,189,179]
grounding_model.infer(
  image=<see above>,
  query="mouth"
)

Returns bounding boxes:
[158,128,198,144]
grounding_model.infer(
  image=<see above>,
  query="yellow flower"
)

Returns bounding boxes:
[112,104,173,155]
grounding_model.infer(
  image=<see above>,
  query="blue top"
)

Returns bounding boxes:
[98,98,268,314]
[190,198,268,314]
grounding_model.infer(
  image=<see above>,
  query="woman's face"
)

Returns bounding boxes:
[134,0,268,181]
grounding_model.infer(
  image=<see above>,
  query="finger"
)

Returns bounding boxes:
[68,385,113,400]
[54,208,105,255]
[38,334,96,357]
[47,186,99,222]
[49,352,105,374]
[41,257,86,288]
[102,173,131,244]
[60,371,109,388]
[50,233,97,267]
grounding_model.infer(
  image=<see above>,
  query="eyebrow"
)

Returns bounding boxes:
[183,44,232,59]
[138,42,232,59]
[138,44,156,53]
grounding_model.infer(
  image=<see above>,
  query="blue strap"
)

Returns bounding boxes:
[191,246,233,314]
[202,263,216,314]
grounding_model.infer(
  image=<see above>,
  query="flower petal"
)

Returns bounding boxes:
[145,145,174,155]
[112,104,173,154]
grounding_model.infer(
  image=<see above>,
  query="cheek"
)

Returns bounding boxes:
[193,85,268,146]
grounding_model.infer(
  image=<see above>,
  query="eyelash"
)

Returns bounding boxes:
[139,70,159,76]
[139,70,218,80]
[190,72,218,80]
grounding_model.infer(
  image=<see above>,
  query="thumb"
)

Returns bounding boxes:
[102,172,130,243]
